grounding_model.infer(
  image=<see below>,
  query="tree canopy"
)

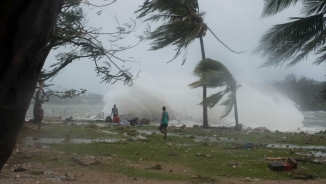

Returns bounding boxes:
[40,0,148,85]
[189,58,238,120]
[258,74,326,111]
[135,0,241,64]
[256,0,326,67]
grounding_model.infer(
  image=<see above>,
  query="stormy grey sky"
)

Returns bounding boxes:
[44,0,326,95]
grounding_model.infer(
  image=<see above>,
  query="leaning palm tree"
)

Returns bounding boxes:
[136,0,241,128]
[189,58,241,130]
[256,0,326,67]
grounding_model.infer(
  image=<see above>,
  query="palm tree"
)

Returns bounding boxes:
[189,58,241,130]
[256,0,326,67]
[136,0,241,128]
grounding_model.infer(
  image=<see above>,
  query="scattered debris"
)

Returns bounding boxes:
[225,142,267,149]
[295,157,323,164]
[268,157,297,171]
[72,156,89,166]
[173,128,183,132]
[265,157,286,161]
[65,172,77,181]
[64,117,73,123]
[290,170,315,180]
[140,118,150,125]
[13,167,27,172]
[169,151,179,156]
[150,164,162,170]
[228,162,238,166]
[196,153,212,158]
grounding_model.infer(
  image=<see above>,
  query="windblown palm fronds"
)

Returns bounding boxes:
[189,58,238,120]
[136,0,206,64]
[256,0,326,67]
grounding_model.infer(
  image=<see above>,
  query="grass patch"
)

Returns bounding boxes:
[19,124,326,182]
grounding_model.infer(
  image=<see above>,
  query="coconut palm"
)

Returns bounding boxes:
[189,58,241,130]
[136,0,241,128]
[256,0,326,67]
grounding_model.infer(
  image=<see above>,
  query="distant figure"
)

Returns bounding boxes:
[113,114,121,123]
[111,104,118,117]
[159,106,169,139]
[33,102,44,129]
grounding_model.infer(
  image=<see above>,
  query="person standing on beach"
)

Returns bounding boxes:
[111,104,118,117]
[159,106,169,139]
[33,102,44,129]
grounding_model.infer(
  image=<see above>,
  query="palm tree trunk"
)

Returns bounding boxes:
[199,35,208,128]
[233,90,240,130]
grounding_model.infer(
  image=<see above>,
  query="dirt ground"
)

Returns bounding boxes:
[2,150,326,184]
[2,146,326,184]
[1,123,326,184]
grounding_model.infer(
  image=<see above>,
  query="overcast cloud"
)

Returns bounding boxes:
[44,0,326,94]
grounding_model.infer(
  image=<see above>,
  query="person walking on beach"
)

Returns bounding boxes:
[111,104,118,117]
[33,102,44,129]
[159,106,169,139]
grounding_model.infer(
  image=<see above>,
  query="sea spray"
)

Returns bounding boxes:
[103,74,304,130]
[230,85,304,131]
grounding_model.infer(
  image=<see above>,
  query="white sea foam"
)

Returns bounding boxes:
[103,73,305,131]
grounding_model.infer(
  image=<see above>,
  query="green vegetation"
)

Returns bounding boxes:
[19,124,326,182]
[190,59,240,129]
[259,74,326,111]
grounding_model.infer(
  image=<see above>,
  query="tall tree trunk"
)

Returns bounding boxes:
[0,0,63,170]
[199,36,208,128]
[233,90,240,131]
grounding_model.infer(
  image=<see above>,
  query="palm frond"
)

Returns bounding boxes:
[289,29,326,66]
[220,93,235,119]
[147,21,201,63]
[193,58,229,75]
[136,0,198,19]
[193,58,236,87]
[303,0,326,16]
[144,14,185,22]
[188,80,210,88]
[255,14,326,67]
[149,20,202,50]
[262,0,305,17]
[315,46,326,64]
[199,91,224,108]
[136,0,207,63]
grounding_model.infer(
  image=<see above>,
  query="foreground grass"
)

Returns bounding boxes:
[19,124,326,182]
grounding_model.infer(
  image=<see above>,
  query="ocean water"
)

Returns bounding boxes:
[26,104,326,133]
[26,104,105,119]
